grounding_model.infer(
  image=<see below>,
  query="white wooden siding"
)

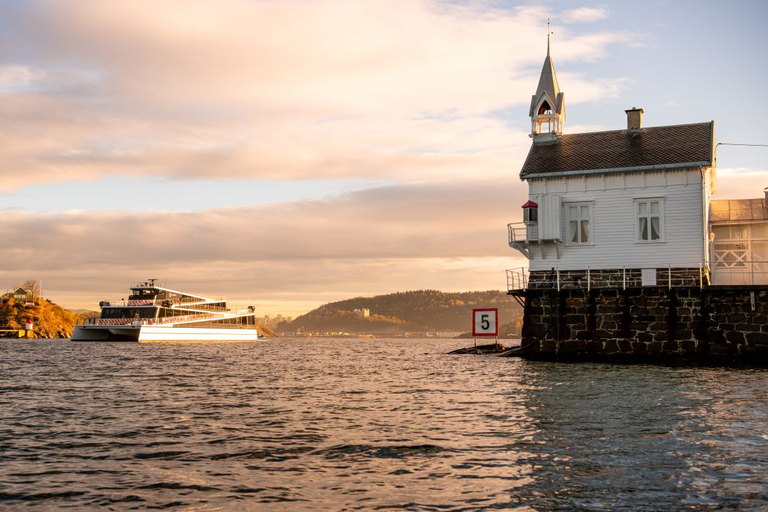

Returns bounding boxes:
[528,169,707,271]
[539,194,561,240]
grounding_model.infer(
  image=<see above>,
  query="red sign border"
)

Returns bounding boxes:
[472,308,499,337]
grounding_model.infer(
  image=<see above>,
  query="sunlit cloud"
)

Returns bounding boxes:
[713,167,768,200]
[0,178,529,313]
[0,0,653,316]
[562,7,609,23]
[0,0,637,191]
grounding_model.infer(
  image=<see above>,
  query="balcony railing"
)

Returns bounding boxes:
[507,222,528,244]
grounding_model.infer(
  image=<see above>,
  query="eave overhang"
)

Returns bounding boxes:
[521,161,713,181]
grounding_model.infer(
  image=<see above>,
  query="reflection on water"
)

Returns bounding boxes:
[1,338,766,510]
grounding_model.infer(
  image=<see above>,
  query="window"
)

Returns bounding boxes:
[566,203,591,244]
[636,199,664,242]
[523,207,538,223]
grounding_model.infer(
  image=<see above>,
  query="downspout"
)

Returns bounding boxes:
[701,165,707,273]
[702,122,716,283]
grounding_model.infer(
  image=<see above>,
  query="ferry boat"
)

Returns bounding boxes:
[71,280,259,342]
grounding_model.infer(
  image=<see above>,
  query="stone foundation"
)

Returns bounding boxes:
[519,286,768,365]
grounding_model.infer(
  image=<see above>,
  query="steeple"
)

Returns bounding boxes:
[529,21,565,142]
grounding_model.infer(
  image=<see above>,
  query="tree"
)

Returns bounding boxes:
[15,279,41,300]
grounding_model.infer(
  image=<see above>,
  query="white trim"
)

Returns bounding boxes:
[564,201,594,246]
[523,162,710,180]
[635,197,665,243]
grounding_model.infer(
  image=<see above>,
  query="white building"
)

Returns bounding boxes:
[709,192,768,285]
[509,43,716,289]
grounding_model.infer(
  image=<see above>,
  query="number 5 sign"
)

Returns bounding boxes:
[472,308,498,337]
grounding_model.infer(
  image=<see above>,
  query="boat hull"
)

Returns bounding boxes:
[71,325,258,343]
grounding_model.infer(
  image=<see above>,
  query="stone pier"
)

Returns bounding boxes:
[519,286,768,365]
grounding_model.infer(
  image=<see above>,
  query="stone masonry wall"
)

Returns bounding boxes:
[520,286,768,365]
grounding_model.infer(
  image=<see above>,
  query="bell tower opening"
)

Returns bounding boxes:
[529,21,565,143]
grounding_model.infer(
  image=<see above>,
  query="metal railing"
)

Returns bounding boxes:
[506,268,529,292]
[707,259,768,286]
[506,265,707,293]
[508,261,768,293]
[98,297,225,307]
[507,222,527,244]
[79,312,237,327]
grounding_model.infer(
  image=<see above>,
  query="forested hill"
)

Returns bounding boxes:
[278,290,522,335]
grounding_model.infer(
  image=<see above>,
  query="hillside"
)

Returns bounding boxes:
[0,298,82,339]
[278,290,522,335]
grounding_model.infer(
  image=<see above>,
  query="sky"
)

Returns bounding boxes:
[0,0,766,317]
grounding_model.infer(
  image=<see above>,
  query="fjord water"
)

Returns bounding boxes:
[1,338,767,511]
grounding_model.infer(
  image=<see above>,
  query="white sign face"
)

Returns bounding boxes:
[472,308,498,337]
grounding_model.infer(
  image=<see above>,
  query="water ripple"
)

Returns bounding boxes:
[1,338,767,510]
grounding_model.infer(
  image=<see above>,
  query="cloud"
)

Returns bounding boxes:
[0,179,530,313]
[0,0,637,191]
[561,7,609,23]
[0,0,646,316]
[712,167,768,200]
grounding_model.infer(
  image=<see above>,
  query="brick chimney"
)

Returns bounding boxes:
[625,107,644,132]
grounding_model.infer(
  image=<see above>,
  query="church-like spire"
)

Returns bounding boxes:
[529,20,565,142]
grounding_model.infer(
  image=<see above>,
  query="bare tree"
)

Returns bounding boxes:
[16,279,41,299]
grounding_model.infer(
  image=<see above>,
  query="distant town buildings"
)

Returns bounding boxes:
[260,314,293,327]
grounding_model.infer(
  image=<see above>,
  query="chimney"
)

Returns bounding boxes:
[625,107,644,132]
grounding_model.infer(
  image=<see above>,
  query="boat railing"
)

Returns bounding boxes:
[79,311,254,326]
[96,298,232,311]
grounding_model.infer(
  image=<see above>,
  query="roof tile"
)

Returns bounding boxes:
[520,122,714,178]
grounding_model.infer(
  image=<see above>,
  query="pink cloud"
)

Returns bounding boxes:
[0,0,636,190]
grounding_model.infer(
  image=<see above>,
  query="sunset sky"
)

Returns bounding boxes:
[1,0,766,316]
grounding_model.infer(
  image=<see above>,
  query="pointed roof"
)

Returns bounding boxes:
[529,39,564,117]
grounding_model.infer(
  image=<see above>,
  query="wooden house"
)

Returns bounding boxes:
[505,42,767,364]
[509,43,716,290]
[4,287,35,306]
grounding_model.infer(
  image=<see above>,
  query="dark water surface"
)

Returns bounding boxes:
[1,338,767,511]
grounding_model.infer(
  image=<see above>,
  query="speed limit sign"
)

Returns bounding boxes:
[472,308,498,337]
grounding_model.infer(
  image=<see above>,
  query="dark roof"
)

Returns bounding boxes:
[520,121,714,178]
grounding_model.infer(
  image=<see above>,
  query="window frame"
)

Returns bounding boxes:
[564,201,593,246]
[635,198,665,243]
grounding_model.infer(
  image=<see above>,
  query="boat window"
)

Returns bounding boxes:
[101,307,157,319]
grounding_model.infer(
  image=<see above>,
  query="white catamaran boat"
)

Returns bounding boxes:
[71,280,259,342]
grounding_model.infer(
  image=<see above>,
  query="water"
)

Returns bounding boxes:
[1,338,767,511]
